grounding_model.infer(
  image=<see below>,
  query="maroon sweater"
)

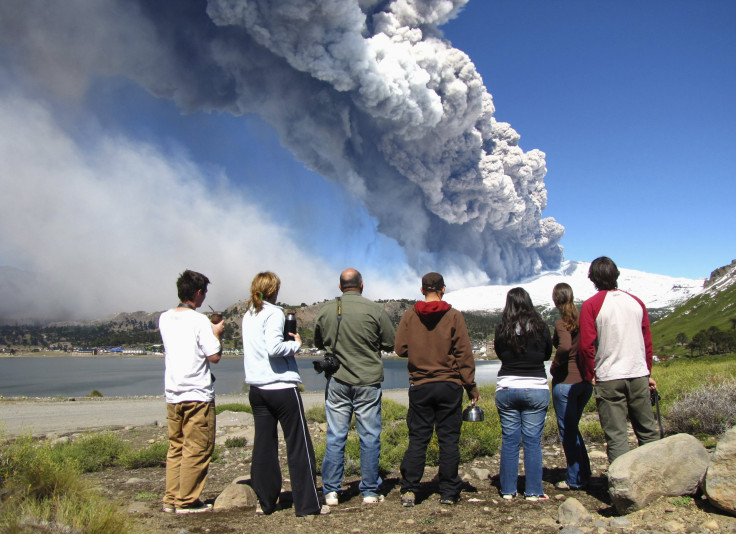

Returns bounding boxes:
[394,301,478,397]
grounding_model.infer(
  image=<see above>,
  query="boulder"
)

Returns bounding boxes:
[705,425,736,515]
[608,433,709,514]
[214,476,258,511]
[558,497,591,526]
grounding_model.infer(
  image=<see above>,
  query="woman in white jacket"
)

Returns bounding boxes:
[242,271,328,516]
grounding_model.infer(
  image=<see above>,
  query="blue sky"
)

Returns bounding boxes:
[0,0,734,318]
[442,0,736,279]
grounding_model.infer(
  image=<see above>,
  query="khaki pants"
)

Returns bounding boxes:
[164,400,216,508]
[594,377,659,463]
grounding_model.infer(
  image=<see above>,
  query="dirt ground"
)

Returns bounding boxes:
[81,421,736,534]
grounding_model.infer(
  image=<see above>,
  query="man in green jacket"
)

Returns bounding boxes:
[394,272,479,507]
[315,268,395,506]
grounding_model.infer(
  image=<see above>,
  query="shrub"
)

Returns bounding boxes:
[665,378,736,436]
[216,403,252,415]
[224,437,247,448]
[579,419,605,442]
[305,405,326,424]
[88,390,103,398]
[119,440,168,469]
[50,432,126,473]
[0,435,129,533]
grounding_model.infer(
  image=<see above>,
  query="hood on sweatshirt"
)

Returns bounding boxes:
[413,300,451,330]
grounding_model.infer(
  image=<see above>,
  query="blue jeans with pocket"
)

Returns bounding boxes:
[552,381,593,488]
[321,378,383,497]
[495,387,550,497]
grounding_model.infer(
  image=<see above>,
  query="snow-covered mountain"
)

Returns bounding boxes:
[444,260,705,312]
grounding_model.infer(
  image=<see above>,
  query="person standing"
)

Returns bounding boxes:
[394,272,479,507]
[579,256,660,463]
[314,268,396,505]
[550,283,592,490]
[242,271,329,516]
[159,269,224,514]
[493,287,552,501]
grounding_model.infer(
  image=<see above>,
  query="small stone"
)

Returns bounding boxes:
[663,520,685,532]
[702,520,719,531]
[124,477,146,484]
[609,517,631,529]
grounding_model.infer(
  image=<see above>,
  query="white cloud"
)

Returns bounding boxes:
[0,92,347,318]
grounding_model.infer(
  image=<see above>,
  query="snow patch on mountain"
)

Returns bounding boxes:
[444,260,705,312]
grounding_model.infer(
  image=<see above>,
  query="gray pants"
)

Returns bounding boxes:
[594,376,660,463]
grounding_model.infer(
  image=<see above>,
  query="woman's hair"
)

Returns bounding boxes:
[588,256,619,291]
[552,282,579,332]
[246,271,281,313]
[495,287,548,354]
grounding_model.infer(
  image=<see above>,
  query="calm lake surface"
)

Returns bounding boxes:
[0,357,512,398]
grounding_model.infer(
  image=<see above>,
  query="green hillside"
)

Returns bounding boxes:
[651,261,736,356]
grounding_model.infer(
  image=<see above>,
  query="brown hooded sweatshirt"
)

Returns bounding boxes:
[394,301,478,398]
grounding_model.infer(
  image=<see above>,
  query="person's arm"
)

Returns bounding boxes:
[394,311,410,358]
[264,308,301,357]
[578,301,597,382]
[378,309,396,352]
[542,326,553,360]
[205,320,224,364]
[453,315,479,403]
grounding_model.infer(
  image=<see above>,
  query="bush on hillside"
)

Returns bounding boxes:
[666,378,736,436]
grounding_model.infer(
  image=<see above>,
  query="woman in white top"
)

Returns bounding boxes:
[242,271,328,516]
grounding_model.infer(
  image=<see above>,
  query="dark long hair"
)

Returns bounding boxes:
[495,287,548,354]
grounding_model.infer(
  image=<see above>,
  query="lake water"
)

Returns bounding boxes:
[0,357,513,398]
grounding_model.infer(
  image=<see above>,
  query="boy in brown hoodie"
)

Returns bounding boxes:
[394,272,479,507]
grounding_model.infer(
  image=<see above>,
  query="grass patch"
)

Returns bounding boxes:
[216,403,252,415]
[119,440,168,469]
[50,432,126,473]
[224,437,247,448]
[305,404,326,424]
[0,435,129,533]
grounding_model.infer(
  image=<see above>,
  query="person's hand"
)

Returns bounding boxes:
[289,332,303,348]
[469,390,480,405]
[212,321,225,338]
[649,377,657,390]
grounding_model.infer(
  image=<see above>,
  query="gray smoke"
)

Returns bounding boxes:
[0,0,563,284]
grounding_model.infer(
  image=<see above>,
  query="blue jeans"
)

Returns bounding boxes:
[321,378,383,497]
[552,382,593,488]
[495,387,550,497]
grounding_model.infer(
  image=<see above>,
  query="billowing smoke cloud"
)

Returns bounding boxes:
[0,0,563,318]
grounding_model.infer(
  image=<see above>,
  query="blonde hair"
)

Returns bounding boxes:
[552,282,579,332]
[246,271,281,313]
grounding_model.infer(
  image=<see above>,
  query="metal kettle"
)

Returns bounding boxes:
[462,403,485,422]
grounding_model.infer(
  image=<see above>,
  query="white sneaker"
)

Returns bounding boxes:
[324,491,339,506]
[363,494,384,504]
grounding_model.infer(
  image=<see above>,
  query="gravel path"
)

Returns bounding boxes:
[0,389,409,437]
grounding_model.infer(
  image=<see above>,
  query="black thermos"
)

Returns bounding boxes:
[284,311,297,341]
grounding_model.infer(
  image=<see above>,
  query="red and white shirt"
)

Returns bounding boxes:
[579,290,653,382]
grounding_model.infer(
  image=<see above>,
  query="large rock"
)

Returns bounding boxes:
[705,425,736,515]
[214,476,258,511]
[608,433,709,514]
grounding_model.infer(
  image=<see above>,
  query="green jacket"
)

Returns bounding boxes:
[314,291,396,386]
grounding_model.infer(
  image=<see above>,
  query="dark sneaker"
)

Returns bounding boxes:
[439,495,459,505]
[175,500,213,514]
[401,491,415,507]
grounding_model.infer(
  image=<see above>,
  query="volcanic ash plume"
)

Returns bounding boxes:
[1,0,564,283]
